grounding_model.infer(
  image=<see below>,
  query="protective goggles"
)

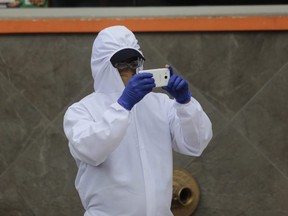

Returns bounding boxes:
[114,57,144,71]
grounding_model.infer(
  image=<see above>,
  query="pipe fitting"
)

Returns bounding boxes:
[171,169,200,216]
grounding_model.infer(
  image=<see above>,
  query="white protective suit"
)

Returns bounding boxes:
[63,26,213,216]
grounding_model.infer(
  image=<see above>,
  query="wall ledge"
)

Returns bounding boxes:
[1,6,288,33]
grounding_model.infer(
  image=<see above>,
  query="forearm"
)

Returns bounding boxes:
[64,102,130,166]
[171,98,213,156]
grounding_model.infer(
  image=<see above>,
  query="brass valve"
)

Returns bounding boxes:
[171,169,200,216]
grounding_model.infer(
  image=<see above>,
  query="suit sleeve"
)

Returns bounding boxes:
[63,102,130,166]
[168,97,213,156]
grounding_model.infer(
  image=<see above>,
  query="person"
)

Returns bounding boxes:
[63,25,213,216]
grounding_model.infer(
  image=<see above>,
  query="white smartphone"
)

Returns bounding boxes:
[138,68,170,87]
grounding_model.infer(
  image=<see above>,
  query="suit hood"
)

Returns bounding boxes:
[90,25,144,94]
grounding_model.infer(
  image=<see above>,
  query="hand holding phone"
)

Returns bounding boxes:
[162,66,192,104]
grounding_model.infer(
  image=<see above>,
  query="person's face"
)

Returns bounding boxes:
[115,57,144,86]
[118,67,136,86]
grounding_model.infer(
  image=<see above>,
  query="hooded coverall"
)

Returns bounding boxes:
[63,25,213,216]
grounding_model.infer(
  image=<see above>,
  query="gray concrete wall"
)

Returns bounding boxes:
[0,31,288,216]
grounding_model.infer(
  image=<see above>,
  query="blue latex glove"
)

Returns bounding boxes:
[162,66,192,104]
[118,73,155,110]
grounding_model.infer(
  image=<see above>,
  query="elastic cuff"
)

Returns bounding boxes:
[117,99,132,111]
[175,92,192,104]
[176,97,191,104]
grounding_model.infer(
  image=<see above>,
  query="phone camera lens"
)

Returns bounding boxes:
[165,76,168,79]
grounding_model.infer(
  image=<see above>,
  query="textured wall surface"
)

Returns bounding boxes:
[0,31,288,216]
